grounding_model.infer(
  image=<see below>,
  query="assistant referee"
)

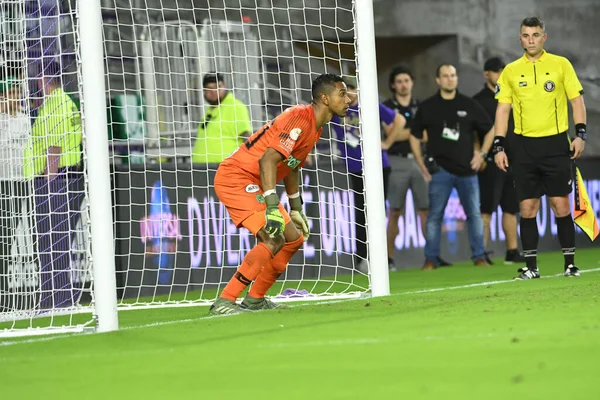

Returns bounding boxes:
[493,17,587,280]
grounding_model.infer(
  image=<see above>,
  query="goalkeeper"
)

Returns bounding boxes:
[210,74,351,315]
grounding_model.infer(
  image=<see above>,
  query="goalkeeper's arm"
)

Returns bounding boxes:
[284,167,310,241]
[259,148,286,237]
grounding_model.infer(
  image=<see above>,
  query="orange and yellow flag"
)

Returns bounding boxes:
[573,167,599,241]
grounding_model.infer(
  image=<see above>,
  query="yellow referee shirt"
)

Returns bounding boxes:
[495,50,583,137]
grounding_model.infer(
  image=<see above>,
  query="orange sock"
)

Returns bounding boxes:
[249,236,304,298]
[221,242,274,301]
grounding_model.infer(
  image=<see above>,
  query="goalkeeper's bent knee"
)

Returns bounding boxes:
[258,232,286,255]
[285,234,304,252]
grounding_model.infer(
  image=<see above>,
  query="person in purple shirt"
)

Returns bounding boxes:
[331,78,406,271]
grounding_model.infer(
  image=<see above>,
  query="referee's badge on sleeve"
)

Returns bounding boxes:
[495,84,500,94]
[544,81,555,92]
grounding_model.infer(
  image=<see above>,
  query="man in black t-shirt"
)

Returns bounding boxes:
[473,57,525,265]
[411,64,494,269]
[383,66,451,270]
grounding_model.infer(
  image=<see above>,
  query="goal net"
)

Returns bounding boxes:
[0,0,94,337]
[1,0,379,336]
[107,0,369,309]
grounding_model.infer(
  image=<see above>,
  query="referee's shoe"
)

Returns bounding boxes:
[514,266,540,280]
[564,264,581,277]
[515,265,580,280]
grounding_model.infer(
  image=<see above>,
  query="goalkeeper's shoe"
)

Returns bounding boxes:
[240,294,289,311]
[209,297,242,315]
[564,264,580,277]
[514,266,540,280]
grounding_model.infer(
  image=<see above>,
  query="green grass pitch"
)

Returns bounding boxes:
[1,248,599,399]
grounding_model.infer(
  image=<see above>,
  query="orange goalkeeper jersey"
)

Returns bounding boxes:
[220,104,322,182]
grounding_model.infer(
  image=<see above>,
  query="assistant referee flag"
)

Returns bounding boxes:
[573,167,599,241]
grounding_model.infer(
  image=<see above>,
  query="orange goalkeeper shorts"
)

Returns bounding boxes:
[214,164,291,236]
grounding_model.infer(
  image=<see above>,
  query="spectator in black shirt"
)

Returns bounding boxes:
[383,66,451,270]
[411,64,494,269]
[473,57,526,265]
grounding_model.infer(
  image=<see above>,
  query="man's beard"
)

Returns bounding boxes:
[204,98,219,106]
[441,87,456,93]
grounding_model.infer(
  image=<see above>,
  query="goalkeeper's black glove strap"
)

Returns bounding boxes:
[575,123,587,140]
[492,136,506,155]
[265,193,279,208]
[289,195,303,211]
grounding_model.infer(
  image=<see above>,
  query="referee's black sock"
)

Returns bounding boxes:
[556,214,576,268]
[520,217,539,270]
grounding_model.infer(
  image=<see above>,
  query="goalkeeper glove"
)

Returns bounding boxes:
[265,193,285,237]
[289,194,310,242]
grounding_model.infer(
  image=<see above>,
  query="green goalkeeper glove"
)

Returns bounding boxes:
[289,195,310,241]
[265,193,285,237]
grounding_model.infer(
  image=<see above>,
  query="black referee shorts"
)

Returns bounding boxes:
[478,163,519,214]
[511,132,573,201]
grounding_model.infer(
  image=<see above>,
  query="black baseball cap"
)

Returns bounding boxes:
[202,72,224,87]
[483,57,505,72]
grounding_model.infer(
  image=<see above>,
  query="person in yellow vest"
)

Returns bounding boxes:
[23,61,82,179]
[21,61,84,307]
[493,17,587,280]
[192,73,252,164]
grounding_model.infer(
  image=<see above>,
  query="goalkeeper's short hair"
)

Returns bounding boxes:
[311,73,344,100]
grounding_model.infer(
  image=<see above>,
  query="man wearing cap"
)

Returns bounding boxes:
[192,72,252,164]
[473,57,526,265]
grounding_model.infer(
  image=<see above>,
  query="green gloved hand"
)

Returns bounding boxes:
[289,195,309,242]
[265,193,285,237]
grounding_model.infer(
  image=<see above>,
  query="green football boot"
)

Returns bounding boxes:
[209,297,242,315]
[240,294,289,311]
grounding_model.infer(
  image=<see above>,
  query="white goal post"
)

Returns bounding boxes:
[0,0,388,338]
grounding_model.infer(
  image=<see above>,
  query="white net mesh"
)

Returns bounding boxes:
[1,0,370,336]
[103,0,368,308]
[1,0,94,337]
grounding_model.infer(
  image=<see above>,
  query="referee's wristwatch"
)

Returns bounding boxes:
[575,123,587,141]
[479,150,488,159]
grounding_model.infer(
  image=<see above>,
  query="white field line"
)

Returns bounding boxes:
[2,268,599,348]
[398,267,600,295]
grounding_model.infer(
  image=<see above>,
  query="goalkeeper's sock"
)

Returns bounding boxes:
[556,214,575,267]
[249,235,303,298]
[221,243,274,302]
[520,217,539,270]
